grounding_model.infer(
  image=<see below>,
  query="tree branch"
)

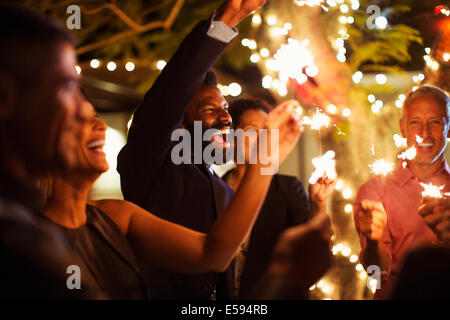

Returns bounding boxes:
[137,0,175,21]
[78,3,142,31]
[76,21,165,55]
[164,0,185,31]
[75,0,185,55]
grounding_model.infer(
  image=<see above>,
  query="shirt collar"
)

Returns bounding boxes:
[393,160,450,186]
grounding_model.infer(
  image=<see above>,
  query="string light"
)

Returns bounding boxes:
[228,82,242,97]
[342,108,351,117]
[327,104,337,114]
[75,65,81,74]
[90,59,100,69]
[252,14,262,26]
[375,74,387,85]
[125,61,135,72]
[106,61,116,71]
[344,204,353,213]
[156,60,166,70]
[342,187,352,199]
[375,16,388,29]
[250,53,260,63]
[352,71,363,84]
[267,15,277,26]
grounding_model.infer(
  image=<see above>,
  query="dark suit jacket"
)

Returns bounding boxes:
[117,20,235,299]
[223,172,310,299]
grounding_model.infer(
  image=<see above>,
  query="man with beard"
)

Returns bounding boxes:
[118,0,267,300]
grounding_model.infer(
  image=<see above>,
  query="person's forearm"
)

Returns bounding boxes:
[130,21,229,144]
[363,239,389,271]
[202,164,273,271]
[309,199,326,217]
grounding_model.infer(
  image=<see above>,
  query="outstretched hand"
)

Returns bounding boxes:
[217,0,267,28]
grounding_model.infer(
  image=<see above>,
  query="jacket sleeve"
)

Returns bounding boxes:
[284,176,310,226]
[117,20,229,203]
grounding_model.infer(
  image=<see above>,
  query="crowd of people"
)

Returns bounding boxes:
[0,0,449,300]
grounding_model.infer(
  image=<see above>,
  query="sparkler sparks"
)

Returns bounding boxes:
[398,146,417,160]
[274,38,316,86]
[416,135,423,144]
[368,159,395,176]
[420,182,445,198]
[294,0,328,11]
[308,108,331,130]
[309,150,337,184]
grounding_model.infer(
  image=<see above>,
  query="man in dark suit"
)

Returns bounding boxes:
[117,0,267,299]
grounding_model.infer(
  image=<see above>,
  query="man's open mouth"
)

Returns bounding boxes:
[211,128,231,148]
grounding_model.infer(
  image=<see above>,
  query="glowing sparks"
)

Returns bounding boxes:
[273,38,316,86]
[368,159,394,176]
[416,135,423,144]
[294,0,328,11]
[420,182,445,198]
[393,134,407,148]
[398,146,416,161]
[309,150,337,184]
[308,108,330,130]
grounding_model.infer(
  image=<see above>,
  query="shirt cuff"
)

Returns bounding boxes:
[207,20,238,43]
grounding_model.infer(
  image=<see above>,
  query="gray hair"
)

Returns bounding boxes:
[401,84,450,123]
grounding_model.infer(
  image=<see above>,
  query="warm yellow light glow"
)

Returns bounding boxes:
[156,60,166,70]
[90,59,100,69]
[342,187,352,199]
[344,204,353,213]
[125,61,135,72]
[106,61,116,71]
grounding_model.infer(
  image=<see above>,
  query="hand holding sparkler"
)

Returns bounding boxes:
[418,191,450,243]
[308,151,337,216]
[358,200,387,241]
[309,174,336,216]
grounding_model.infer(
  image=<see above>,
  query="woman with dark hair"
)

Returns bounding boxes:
[223,97,335,298]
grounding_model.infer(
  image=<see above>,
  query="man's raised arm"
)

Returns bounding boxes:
[117,0,266,202]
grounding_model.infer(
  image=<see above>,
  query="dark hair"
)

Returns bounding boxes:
[402,84,450,123]
[229,98,272,128]
[202,69,218,87]
[0,5,75,89]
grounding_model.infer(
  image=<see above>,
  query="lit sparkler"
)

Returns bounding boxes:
[309,150,337,184]
[420,182,445,198]
[309,108,330,130]
[416,135,423,144]
[274,38,316,86]
[398,146,417,160]
[368,159,395,176]
[294,0,329,11]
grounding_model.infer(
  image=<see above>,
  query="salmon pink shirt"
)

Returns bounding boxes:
[353,162,449,298]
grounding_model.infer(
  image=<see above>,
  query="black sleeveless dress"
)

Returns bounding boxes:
[45,205,149,299]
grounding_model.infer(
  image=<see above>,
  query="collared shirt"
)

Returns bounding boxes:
[354,161,450,298]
